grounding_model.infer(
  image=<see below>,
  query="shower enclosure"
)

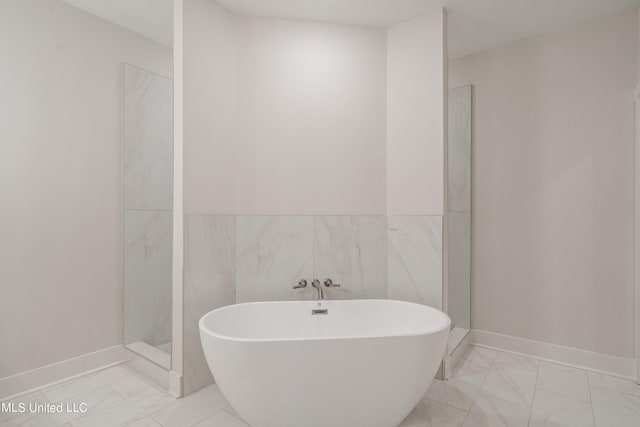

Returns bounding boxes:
[123,64,174,369]
[446,85,472,372]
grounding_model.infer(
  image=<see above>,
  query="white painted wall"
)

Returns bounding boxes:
[450,11,637,358]
[183,0,238,215]
[0,0,172,378]
[234,16,387,215]
[184,4,446,217]
[387,10,446,215]
[184,5,387,215]
[59,0,174,47]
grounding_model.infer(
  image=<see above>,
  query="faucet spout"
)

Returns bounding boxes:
[311,279,324,300]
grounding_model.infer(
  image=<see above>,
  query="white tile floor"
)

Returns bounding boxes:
[2,345,640,427]
[422,346,640,427]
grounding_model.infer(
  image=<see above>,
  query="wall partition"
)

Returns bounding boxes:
[181,0,446,395]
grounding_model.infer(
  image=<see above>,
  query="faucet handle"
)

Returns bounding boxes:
[324,279,341,288]
[293,279,307,289]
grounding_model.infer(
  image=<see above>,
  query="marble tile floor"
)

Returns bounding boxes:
[421,346,640,427]
[2,345,639,427]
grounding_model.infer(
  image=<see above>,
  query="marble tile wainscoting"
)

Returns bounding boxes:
[387,215,443,309]
[3,346,639,426]
[182,214,443,394]
[235,216,315,303]
[183,215,236,395]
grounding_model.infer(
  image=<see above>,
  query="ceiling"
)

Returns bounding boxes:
[60,0,173,47]
[217,0,640,58]
[60,0,640,58]
[216,0,441,27]
[446,0,640,58]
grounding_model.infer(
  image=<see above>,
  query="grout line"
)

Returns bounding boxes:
[185,406,228,427]
[41,375,110,403]
[424,394,469,413]
[108,380,135,401]
[423,396,473,421]
[527,389,537,427]
[460,345,498,425]
[526,360,541,426]
[586,372,598,427]
[124,208,173,212]
[183,213,440,217]
[183,405,232,427]
[121,411,153,427]
[587,378,640,398]
[312,215,316,282]
[223,407,249,425]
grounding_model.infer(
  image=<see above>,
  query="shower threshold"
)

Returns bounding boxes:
[126,341,171,369]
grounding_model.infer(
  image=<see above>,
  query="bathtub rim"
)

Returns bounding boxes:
[199,299,451,344]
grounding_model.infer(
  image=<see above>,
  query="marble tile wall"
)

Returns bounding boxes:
[183,215,235,395]
[124,210,173,346]
[124,64,174,211]
[387,216,443,309]
[235,216,314,303]
[448,85,471,213]
[448,211,471,330]
[183,214,443,393]
[447,85,472,331]
[123,64,174,353]
[314,216,387,300]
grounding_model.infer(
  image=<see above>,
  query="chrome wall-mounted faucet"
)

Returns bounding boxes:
[311,279,324,300]
[293,278,342,300]
[323,279,341,288]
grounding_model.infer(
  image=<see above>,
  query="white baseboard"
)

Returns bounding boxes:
[0,345,126,400]
[471,329,636,380]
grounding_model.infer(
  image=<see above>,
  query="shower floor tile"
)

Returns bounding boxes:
[2,346,639,426]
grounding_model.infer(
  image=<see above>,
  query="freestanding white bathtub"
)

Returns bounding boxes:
[199,299,450,427]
